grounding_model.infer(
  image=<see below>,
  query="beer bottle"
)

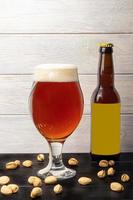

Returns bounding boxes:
[91,43,120,160]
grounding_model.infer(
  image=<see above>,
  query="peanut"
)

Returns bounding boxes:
[99,160,108,167]
[0,185,12,196]
[78,177,92,185]
[6,161,18,170]
[108,160,115,166]
[28,176,35,184]
[97,170,106,178]
[110,182,124,192]
[28,176,42,187]
[37,154,45,161]
[8,184,19,193]
[30,187,42,198]
[0,176,10,185]
[33,178,42,187]
[107,167,115,176]
[68,158,79,166]
[121,174,130,182]
[22,160,32,168]
[53,184,63,194]
[44,176,57,185]
[14,160,21,167]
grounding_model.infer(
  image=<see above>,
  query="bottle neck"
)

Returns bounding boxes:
[98,52,114,87]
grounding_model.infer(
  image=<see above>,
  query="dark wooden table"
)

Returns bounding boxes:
[0,153,133,200]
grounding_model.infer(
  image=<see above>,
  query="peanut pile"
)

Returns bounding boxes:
[0,154,45,198]
[97,159,130,192]
[0,154,131,198]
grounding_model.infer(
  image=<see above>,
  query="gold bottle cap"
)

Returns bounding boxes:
[99,43,114,48]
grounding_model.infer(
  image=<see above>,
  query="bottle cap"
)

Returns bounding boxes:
[99,42,113,53]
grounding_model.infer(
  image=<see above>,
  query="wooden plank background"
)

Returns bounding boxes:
[0,0,133,153]
[0,75,133,114]
[0,34,133,74]
[0,0,133,33]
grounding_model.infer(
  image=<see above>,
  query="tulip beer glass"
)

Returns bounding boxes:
[29,64,84,180]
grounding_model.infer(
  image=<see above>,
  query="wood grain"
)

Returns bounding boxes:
[0,0,132,153]
[0,0,132,33]
[0,114,131,153]
[0,34,133,74]
[0,75,132,114]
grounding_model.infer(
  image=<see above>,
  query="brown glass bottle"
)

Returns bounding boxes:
[91,43,121,161]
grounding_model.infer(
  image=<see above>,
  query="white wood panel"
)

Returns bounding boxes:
[0,75,133,114]
[0,34,133,74]
[0,0,132,33]
[0,114,131,153]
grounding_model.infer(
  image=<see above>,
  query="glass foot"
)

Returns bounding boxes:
[37,166,76,180]
[37,142,76,180]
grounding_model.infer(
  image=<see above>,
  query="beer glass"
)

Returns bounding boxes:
[29,64,84,180]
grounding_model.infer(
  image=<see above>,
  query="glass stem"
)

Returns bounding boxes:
[48,142,64,170]
[37,141,76,179]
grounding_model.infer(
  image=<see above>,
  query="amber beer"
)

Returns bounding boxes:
[30,65,84,142]
[91,43,120,160]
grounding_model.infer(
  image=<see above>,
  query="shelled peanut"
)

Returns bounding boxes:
[97,159,130,192]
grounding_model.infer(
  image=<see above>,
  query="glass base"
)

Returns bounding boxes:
[37,142,76,180]
[37,166,76,180]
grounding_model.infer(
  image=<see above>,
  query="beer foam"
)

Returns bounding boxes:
[34,64,79,82]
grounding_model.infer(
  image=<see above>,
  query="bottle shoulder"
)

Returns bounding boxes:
[91,86,120,103]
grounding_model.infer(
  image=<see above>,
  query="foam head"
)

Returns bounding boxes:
[34,64,79,82]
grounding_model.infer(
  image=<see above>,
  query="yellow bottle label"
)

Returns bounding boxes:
[91,103,120,155]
